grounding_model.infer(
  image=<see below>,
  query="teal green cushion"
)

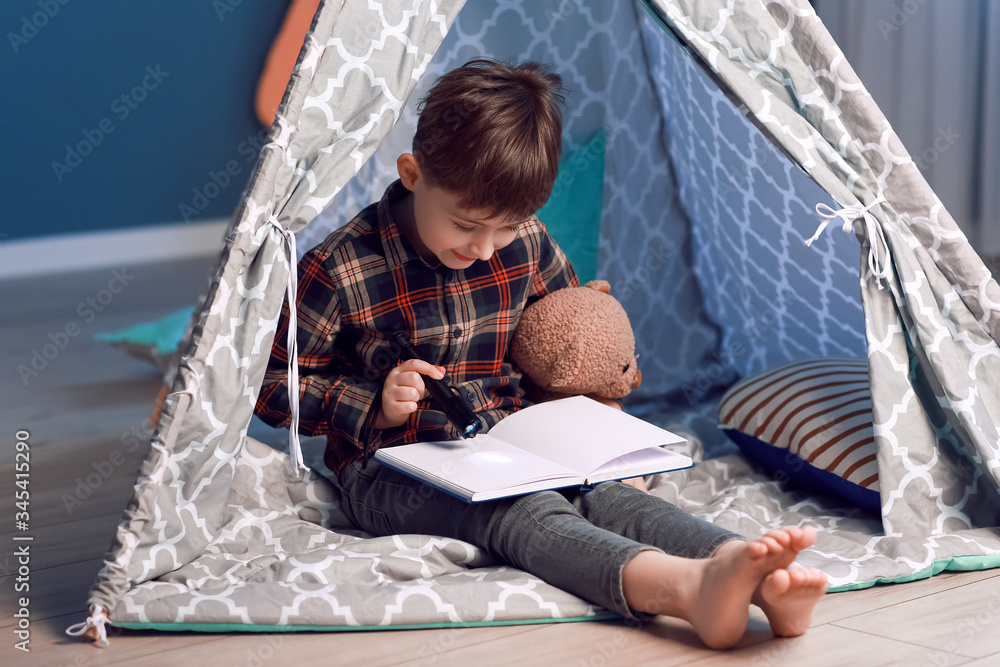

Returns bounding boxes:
[94,306,195,356]
[536,129,606,282]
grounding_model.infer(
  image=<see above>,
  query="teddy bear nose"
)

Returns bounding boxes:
[631,369,642,389]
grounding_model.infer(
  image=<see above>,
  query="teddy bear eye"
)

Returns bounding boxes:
[622,362,630,373]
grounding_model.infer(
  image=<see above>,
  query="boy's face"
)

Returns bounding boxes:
[398,154,525,270]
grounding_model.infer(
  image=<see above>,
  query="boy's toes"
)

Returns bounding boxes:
[756,536,780,556]
[800,567,828,591]
[756,566,827,639]
[767,566,828,599]
[759,530,794,555]
[789,525,817,551]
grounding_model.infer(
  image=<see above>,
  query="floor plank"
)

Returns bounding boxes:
[835,571,1000,659]
[962,655,1000,667]
[0,511,125,573]
[813,569,1000,626]
[683,624,970,667]
[19,612,548,667]
[424,615,775,667]
[0,557,105,630]
[0,428,152,533]
[0,611,227,667]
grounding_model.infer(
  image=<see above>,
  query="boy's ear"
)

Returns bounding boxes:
[397,153,421,191]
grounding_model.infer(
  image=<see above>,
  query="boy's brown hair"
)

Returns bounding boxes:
[412,59,565,222]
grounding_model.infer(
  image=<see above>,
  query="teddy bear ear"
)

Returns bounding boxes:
[547,337,586,389]
[584,280,611,294]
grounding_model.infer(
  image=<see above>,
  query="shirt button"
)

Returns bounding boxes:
[453,328,462,338]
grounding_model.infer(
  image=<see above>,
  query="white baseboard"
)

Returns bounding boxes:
[0,219,230,280]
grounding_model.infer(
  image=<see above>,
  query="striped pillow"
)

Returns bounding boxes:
[718,357,880,513]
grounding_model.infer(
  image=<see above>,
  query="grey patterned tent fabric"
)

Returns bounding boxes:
[642,0,1000,532]
[74,0,1000,641]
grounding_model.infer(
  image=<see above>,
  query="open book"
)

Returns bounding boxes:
[373,395,693,502]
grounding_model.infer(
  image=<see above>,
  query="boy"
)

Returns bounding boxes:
[255,58,827,649]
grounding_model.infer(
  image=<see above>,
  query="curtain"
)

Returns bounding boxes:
[813,0,1000,257]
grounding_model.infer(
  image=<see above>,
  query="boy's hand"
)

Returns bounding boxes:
[622,476,649,493]
[375,359,446,430]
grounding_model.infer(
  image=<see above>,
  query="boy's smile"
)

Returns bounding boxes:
[395,153,524,270]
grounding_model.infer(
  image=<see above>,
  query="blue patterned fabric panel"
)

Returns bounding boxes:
[637,15,867,382]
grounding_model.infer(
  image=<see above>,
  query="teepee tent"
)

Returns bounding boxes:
[69,0,1000,644]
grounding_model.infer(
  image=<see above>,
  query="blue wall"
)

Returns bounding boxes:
[1,1,290,241]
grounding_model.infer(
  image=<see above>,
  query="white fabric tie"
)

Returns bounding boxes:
[805,194,890,289]
[65,604,109,647]
[269,215,308,477]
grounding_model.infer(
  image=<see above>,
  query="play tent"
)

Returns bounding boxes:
[68,0,1000,645]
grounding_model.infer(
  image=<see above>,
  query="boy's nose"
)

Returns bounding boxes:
[468,238,494,261]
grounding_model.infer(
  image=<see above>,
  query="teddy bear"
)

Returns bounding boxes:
[509,279,642,405]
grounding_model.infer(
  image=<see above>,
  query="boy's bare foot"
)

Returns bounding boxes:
[622,526,818,649]
[688,527,815,649]
[753,565,828,637]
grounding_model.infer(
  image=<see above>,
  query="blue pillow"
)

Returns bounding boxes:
[719,357,880,514]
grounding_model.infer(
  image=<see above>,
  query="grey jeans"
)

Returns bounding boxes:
[337,459,741,620]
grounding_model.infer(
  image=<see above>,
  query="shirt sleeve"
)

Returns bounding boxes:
[254,249,379,452]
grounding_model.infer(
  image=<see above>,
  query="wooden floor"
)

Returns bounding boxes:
[3,256,1000,667]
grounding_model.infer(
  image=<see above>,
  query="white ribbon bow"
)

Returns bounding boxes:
[805,194,890,289]
[65,604,109,647]
[269,214,308,478]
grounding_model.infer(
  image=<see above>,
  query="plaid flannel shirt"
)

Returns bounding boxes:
[254,180,578,475]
